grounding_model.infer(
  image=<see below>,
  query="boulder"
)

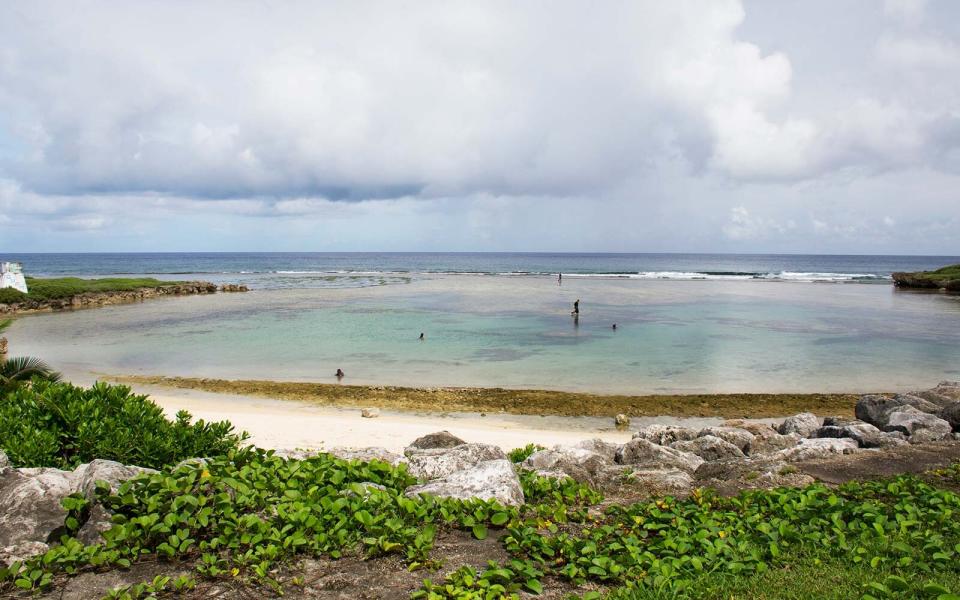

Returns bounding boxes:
[0,450,9,470]
[814,423,906,448]
[750,432,802,455]
[78,460,156,501]
[522,447,607,484]
[695,457,815,492]
[573,438,620,462]
[0,467,80,550]
[406,443,507,480]
[670,435,745,462]
[779,413,821,438]
[891,394,941,415]
[884,410,952,443]
[406,431,467,453]
[404,460,524,506]
[697,426,753,453]
[0,541,49,568]
[632,425,698,446]
[76,504,114,545]
[822,416,859,427]
[939,402,960,432]
[614,439,704,473]
[614,414,631,428]
[622,468,694,498]
[774,438,859,462]
[721,420,779,438]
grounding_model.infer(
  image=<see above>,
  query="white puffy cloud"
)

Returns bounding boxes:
[0,0,959,253]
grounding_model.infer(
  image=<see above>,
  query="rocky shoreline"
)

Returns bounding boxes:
[2,382,957,580]
[892,264,960,291]
[0,282,247,315]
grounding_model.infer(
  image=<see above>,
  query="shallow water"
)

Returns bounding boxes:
[8,275,960,394]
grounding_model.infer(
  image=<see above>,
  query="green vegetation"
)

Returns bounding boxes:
[0,277,188,304]
[893,264,960,291]
[0,318,60,393]
[0,439,958,599]
[507,443,545,463]
[0,380,246,469]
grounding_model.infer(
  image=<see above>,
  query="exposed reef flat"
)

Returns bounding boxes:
[111,375,861,419]
[892,264,960,291]
[0,277,247,314]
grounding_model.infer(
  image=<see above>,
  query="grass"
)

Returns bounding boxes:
[0,277,187,304]
[110,374,862,418]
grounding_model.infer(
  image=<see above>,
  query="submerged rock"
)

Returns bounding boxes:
[779,413,821,438]
[670,435,745,462]
[615,439,704,473]
[406,443,506,480]
[404,459,524,506]
[632,425,699,446]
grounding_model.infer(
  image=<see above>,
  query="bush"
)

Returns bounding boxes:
[20,277,185,302]
[0,380,247,469]
[0,288,28,304]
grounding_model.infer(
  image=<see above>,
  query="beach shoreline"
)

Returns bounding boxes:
[109,374,863,420]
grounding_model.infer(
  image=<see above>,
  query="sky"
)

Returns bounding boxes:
[0,0,958,254]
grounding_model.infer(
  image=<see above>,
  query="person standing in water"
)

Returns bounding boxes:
[419,332,424,340]
[335,368,345,380]
[558,273,562,285]
[573,299,580,315]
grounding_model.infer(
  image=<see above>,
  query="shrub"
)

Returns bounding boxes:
[0,380,247,469]
[20,277,185,302]
[0,288,28,304]
[508,443,546,463]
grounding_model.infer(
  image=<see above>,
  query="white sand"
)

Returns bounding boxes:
[138,384,726,453]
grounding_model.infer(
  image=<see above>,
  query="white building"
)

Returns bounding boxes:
[0,262,28,294]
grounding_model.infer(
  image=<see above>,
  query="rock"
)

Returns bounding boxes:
[884,410,952,442]
[78,459,156,501]
[855,395,896,427]
[670,435,745,461]
[614,439,704,473]
[406,431,467,453]
[891,394,941,415]
[773,438,859,462]
[0,450,9,470]
[406,443,507,480]
[218,283,249,292]
[76,504,114,545]
[522,447,607,485]
[361,408,379,418]
[622,468,694,498]
[0,467,80,550]
[695,457,815,492]
[0,541,49,567]
[325,447,405,466]
[750,432,802,455]
[614,414,630,428]
[779,413,821,438]
[632,424,699,446]
[404,460,524,506]
[721,420,779,438]
[697,426,753,453]
[939,402,960,432]
[814,422,906,449]
[573,438,620,462]
[822,416,858,427]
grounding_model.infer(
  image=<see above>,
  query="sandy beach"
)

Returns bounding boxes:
[135,383,742,452]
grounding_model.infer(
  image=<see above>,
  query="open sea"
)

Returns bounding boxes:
[5,253,960,394]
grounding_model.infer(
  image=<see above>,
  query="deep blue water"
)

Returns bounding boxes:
[4,253,958,289]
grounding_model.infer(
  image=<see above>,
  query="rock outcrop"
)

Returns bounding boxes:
[404,460,524,506]
[0,282,223,315]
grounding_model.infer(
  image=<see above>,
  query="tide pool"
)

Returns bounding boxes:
[8,275,960,394]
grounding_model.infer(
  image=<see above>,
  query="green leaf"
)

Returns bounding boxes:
[524,579,543,594]
[471,525,488,540]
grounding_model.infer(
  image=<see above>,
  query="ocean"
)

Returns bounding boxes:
[5,253,960,394]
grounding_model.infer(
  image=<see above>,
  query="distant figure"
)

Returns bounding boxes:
[558,273,562,286]
[572,299,580,315]
[612,323,617,330]
[336,368,345,380]
[419,332,425,340]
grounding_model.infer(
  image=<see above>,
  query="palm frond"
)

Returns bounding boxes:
[0,355,62,384]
